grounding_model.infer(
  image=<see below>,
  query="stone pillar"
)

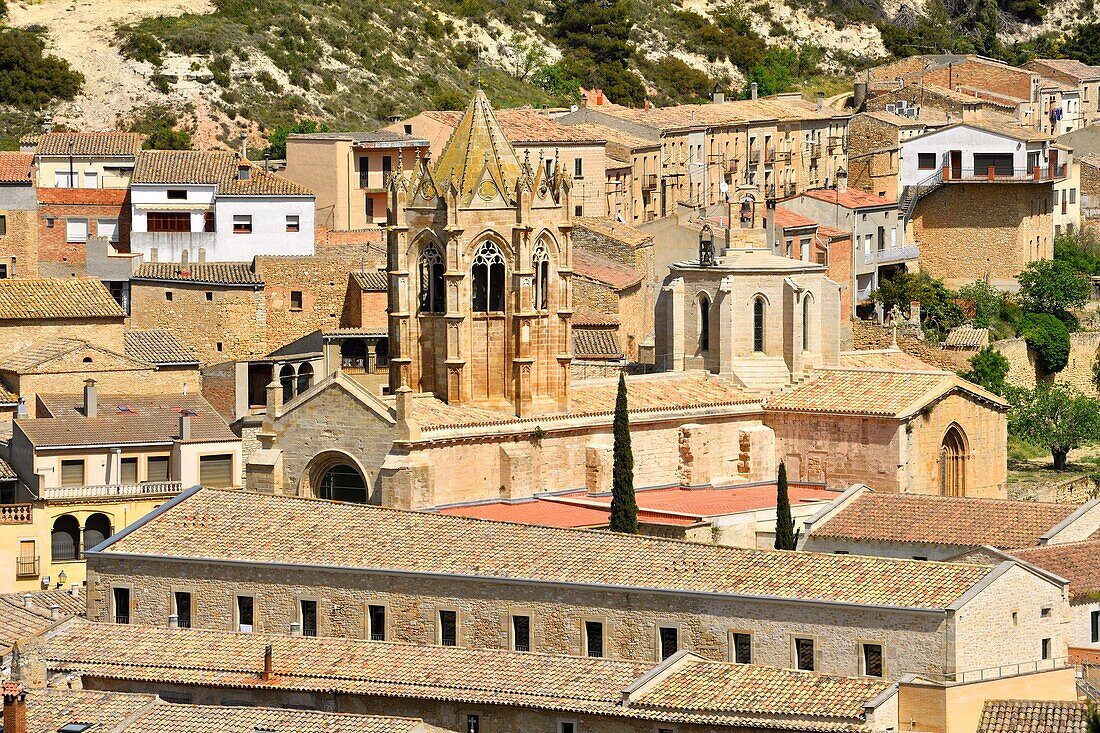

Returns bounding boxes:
[677,424,712,488]
[718,276,735,375]
[584,439,614,495]
[665,277,686,371]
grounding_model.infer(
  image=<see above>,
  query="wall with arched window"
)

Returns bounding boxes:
[471,241,506,313]
[698,294,711,354]
[532,242,550,312]
[752,296,766,354]
[419,243,445,314]
[941,423,969,497]
[83,513,113,551]
[51,514,80,562]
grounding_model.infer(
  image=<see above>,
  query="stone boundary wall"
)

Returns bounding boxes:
[993,332,1100,396]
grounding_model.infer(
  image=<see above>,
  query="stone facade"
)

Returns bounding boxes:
[993,332,1100,396]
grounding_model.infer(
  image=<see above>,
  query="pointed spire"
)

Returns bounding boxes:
[433,88,522,205]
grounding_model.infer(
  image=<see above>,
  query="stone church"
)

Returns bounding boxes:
[245,91,1009,510]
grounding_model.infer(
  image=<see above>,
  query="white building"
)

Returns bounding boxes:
[129,150,315,263]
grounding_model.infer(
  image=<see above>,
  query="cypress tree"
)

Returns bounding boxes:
[609,371,638,533]
[774,461,796,550]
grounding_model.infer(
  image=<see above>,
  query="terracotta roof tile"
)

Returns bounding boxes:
[587,484,841,517]
[437,498,614,527]
[425,107,609,144]
[0,152,33,183]
[132,262,262,285]
[963,119,1054,143]
[944,325,989,349]
[124,330,199,366]
[351,269,388,291]
[775,206,818,229]
[838,349,943,371]
[40,621,890,730]
[812,491,1081,549]
[96,487,996,609]
[1028,58,1100,82]
[18,393,237,448]
[573,217,653,247]
[133,150,313,196]
[1011,540,1100,600]
[0,589,82,657]
[803,188,897,208]
[571,308,619,327]
[573,329,622,358]
[37,187,129,206]
[0,458,14,480]
[0,339,147,373]
[573,248,642,290]
[35,132,143,157]
[977,700,1087,733]
[0,277,125,320]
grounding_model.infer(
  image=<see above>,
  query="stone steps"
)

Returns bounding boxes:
[730,356,791,393]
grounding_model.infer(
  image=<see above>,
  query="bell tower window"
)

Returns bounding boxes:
[532,243,550,311]
[472,241,506,313]
[419,244,445,314]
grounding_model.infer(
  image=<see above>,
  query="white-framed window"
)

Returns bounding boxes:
[66,218,88,243]
[83,170,98,189]
[232,215,252,234]
[97,218,119,243]
[54,171,74,187]
[286,214,300,233]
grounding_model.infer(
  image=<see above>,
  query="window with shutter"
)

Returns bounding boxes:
[97,219,119,243]
[65,219,88,243]
[199,454,234,487]
[60,460,84,486]
[121,457,138,484]
[146,456,170,482]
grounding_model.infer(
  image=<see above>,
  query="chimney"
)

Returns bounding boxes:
[43,113,53,133]
[16,397,26,419]
[178,410,192,441]
[83,379,97,418]
[21,594,31,609]
[70,583,79,598]
[289,621,301,636]
[239,131,248,159]
[816,91,825,112]
[713,90,725,104]
[962,101,983,122]
[3,683,27,733]
[751,82,758,100]
[48,604,60,621]
[261,644,274,681]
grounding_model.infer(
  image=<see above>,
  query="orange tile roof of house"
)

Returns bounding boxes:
[977,700,1087,733]
[573,217,653,247]
[38,620,891,730]
[0,277,125,320]
[0,458,15,480]
[838,349,943,371]
[93,486,998,609]
[775,206,818,229]
[803,188,897,209]
[424,107,608,144]
[1010,540,1100,600]
[35,131,143,157]
[584,483,841,517]
[132,262,262,286]
[571,308,619,327]
[124,330,199,366]
[573,248,643,290]
[1028,58,1100,82]
[0,152,33,183]
[133,150,313,196]
[815,224,851,241]
[573,329,622,359]
[436,498,616,527]
[765,368,1006,418]
[811,491,1083,549]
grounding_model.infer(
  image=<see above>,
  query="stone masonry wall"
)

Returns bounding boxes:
[86,555,951,681]
[0,209,37,278]
[254,254,365,351]
[993,332,1100,397]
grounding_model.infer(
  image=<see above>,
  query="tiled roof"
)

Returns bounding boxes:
[588,97,846,131]
[572,308,619,327]
[0,338,148,373]
[573,329,622,358]
[573,248,642,289]
[573,216,653,247]
[24,586,87,616]
[1028,58,1100,82]
[288,129,430,147]
[132,262,262,285]
[426,107,609,144]
[436,497,616,527]
[1011,540,1100,600]
[18,393,237,448]
[588,483,840,517]
[812,491,1081,549]
[37,187,129,205]
[40,621,890,730]
[35,131,143,157]
[803,188,897,209]
[351,269,388,291]
[765,368,1006,417]
[775,206,818,229]
[0,589,83,657]
[944,325,989,349]
[977,700,1087,733]
[0,383,16,404]
[0,152,34,183]
[133,150,313,196]
[125,330,199,366]
[838,349,943,371]
[0,277,125,320]
[96,487,996,609]
[815,224,850,241]
[964,119,1053,143]
[0,458,15,480]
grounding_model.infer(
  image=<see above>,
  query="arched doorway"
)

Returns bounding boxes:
[318,465,368,503]
[341,339,367,374]
[83,512,112,550]
[941,425,968,497]
[52,514,80,562]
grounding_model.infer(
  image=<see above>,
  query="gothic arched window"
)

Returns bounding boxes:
[419,244,445,314]
[753,297,766,353]
[472,241,506,313]
[532,242,550,311]
[699,294,710,353]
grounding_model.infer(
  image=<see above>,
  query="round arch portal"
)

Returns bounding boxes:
[302,451,375,505]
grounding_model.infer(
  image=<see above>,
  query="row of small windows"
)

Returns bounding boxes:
[697,295,813,355]
[418,241,552,315]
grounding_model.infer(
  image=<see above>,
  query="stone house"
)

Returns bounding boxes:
[128,151,315,264]
[22,620,910,733]
[83,486,1071,684]
[1010,540,1100,653]
[801,485,1100,560]
[283,130,428,229]
[573,123,661,224]
[0,278,126,361]
[1024,59,1100,126]
[0,153,37,279]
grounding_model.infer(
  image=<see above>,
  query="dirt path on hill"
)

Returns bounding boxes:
[8,0,212,130]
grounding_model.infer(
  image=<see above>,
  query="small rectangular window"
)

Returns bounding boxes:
[1042,637,1052,660]
[146,456,170,482]
[1041,606,1052,619]
[368,604,386,641]
[512,614,531,652]
[290,290,303,311]
[917,153,937,170]
[232,215,252,234]
[236,595,254,632]
[60,459,85,487]
[286,214,300,233]
[113,587,130,624]
[585,620,604,658]
[120,457,138,484]
[658,626,679,660]
[174,591,192,629]
[0,215,6,236]
[166,189,187,200]
[730,632,752,664]
[300,599,318,637]
[574,158,583,177]
[862,643,884,677]
[795,637,815,671]
[574,204,583,217]
[439,610,457,646]
[165,291,173,302]
[1092,610,1100,644]
[558,722,576,733]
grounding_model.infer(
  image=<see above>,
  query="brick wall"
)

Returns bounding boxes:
[37,189,131,277]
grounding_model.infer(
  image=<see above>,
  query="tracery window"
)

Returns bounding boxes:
[419,244,445,314]
[532,242,550,311]
[472,241,506,313]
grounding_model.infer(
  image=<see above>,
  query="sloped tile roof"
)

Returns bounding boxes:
[40,621,889,730]
[125,330,199,366]
[23,689,154,733]
[765,368,1006,417]
[803,188,897,209]
[977,700,1086,733]
[0,152,33,183]
[1028,58,1100,81]
[944,325,989,349]
[572,308,619,327]
[35,132,143,157]
[18,393,237,448]
[0,339,149,374]
[775,206,818,229]
[573,248,642,290]
[0,384,16,404]
[573,217,653,247]
[0,277,125,320]
[133,150,313,196]
[351,269,388,291]
[574,329,622,358]
[132,262,262,285]
[425,107,609,144]
[838,349,943,371]
[436,497,616,527]
[812,491,1081,549]
[0,458,15,480]
[96,487,995,609]
[0,589,83,656]
[1011,540,1100,600]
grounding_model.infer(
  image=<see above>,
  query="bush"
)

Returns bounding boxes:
[263,119,329,159]
[960,346,1010,395]
[1019,312,1070,375]
[1055,229,1100,276]
[871,271,965,340]
[0,28,84,109]
[1018,258,1089,329]
[640,57,713,104]
[116,28,165,66]
[957,279,1019,338]
[127,105,192,150]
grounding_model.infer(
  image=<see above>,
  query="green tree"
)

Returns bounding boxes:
[548,0,645,106]
[1019,312,1071,375]
[871,271,965,340]
[959,347,1010,395]
[642,57,714,104]
[264,119,330,159]
[1054,229,1100,276]
[1009,381,1100,470]
[1066,23,1100,66]
[1018,258,1089,327]
[773,461,797,550]
[608,371,637,534]
[128,105,191,150]
[0,29,83,110]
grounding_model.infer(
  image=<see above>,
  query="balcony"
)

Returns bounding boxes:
[15,556,38,578]
[775,150,792,163]
[39,481,183,501]
[0,504,32,524]
[341,356,389,375]
[131,231,216,251]
[943,165,1067,183]
[641,174,658,191]
[749,150,761,164]
[876,243,921,265]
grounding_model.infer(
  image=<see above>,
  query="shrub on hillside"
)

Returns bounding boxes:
[960,347,1010,396]
[1019,312,1070,375]
[0,28,83,109]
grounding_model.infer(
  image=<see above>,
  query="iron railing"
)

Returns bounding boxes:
[916,656,1068,685]
[15,556,38,578]
[944,164,1067,182]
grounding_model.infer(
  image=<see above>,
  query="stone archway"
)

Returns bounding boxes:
[301,450,374,504]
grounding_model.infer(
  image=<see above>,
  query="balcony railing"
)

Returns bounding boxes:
[15,556,38,578]
[39,482,183,501]
[876,243,921,265]
[749,150,761,164]
[915,656,1068,685]
[0,504,32,524]
[642,174,658,191]
[341,356,389,375]
[943,165,1067,183]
